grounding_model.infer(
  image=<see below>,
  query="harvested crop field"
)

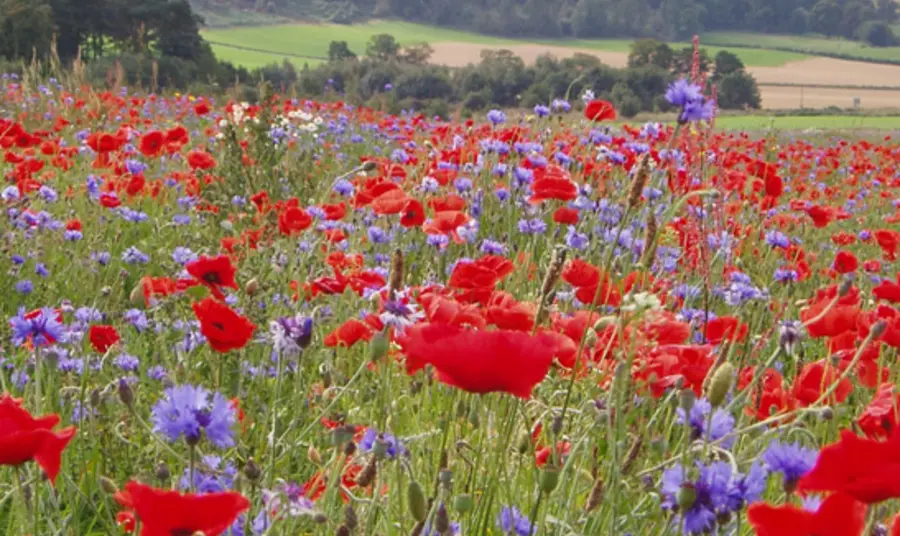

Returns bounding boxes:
[429,42,900,109]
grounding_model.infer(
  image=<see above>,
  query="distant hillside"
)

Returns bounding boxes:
[190,0,898,45]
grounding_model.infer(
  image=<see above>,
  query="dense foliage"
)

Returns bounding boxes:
[293,35,760,117]
[3,68,900,536]
[191,0,897,42]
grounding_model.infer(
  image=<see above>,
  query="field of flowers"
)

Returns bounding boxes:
[2,65,900,536]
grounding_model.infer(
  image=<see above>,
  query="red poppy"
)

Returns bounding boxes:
[186,150,216,170]
[747,492,866,536]
[875,229,900,261]
[800,284,861,338]
[805,205,836,228]
[704,316,748,344]
[484,292,535,331]
[635,344,714,398]
[553,206,579,225]
[400,198,425,227]
[874,277,900,303]
[278,206,313,235]
[400,323,558,398]
[858,383,900,440]
[448,255,514,292]
[89,324,120,353]
[192,297,256,353]
[321,202,347,221]
[140,276,179,305]
[535,441,571,468]
[100,192,122,208]
[139,130,165,157]
[792,359,853,407]
[121,480,249,536]
[833,250,858,274]
[418,292,486,329]
[529,175,577,205]
[584,99,617,122]
[0,395,75,485]
[324,319,374,348]
[799,429,900,503]
[186,255,239,300]
[194,102,211,116]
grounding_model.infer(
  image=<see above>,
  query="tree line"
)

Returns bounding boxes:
[191,0,898,44]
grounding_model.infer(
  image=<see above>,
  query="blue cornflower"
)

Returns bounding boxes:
[359,428,406,459]
[367,226,390,244]
[763,440,818,491]
[665,79,713,124]
[682,98,715,123]
[147,365,168,381]
[9,307,66,346]
[764,230,790,249]
[551,99,570,112]
[172,246,197,265]
[497,506,533,536]
[35,263,49,277]
[533,104,550,117]
[15,280,33,294]
[333,179,354,196]
[124,309,149,332]
[454,177,473,193]
[566,227,589,250]
[151,385,236,448]
[172,214,191,225]
[270,314,313,355]
[178,455,236,493]
[773,268,798,283]
[517,218,547,235]
[660,462,732,534]
[122,246,149,265]
[480,240,507,255]
[487,109,506,125]
[114,353,140,372]
[676,398,735,447]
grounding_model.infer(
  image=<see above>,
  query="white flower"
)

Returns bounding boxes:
[621,292,662,313]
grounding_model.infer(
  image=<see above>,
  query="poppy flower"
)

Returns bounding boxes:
[324,319,374,348]
[874,277,900,303]
[185,255,239,300]
[194,102,211,116]
[875,229,900,261]
[192,297,256,353]
[100,192,122,208]
[400,198,425,227]
[584,99,617,122]
[278,206,313,235]
[0,395,75,485]
[484,292,535,331]
[529,175,577,205]
[704,316,748,344]
[400,323,558,399]
[139,130,165,157]
[858,383,900,440]
[832,250,858,274]
[792,360,853,407]
[186,150,216,170]
[747,492,866,536]
[89,324,120,353]
[805,205,835,228]
[800,285,861,338]
[121,480,249,536]
[799,429,900,503]
[448,255,514,292]
[553,206,579,225]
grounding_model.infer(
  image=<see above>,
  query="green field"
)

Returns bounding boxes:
[702,31,900,62]
[712,114,900,130]
[202,21,809,69]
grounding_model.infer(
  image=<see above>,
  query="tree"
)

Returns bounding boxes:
[857,21,896,46]
[716,71,761,109]
[328,40,356,62]
[789,7,810,34]
[713,50,744,78]
[810,0,843,36]
[365,33,399,60]
[628,39,675,70]
[0,0,54,60]
[400,42,433,65]
[156,0,204,59]
[610,82,642,117]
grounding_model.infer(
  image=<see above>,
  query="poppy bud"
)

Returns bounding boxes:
[369,331,389,362]
[836,278,854,297]
[90,388,102,408]
[871,320,888,339]
[517,431,531,454]
[313,512,329,524]
[129,283,144,305]
[373,435,390,459]
[435,503,450,533]
[678,484,697,511]
[453,493,474,513]
[621,435,644,475]
[362,160,378,172]
[389,248,404,298]
[468,406,480,428]
[551,414,563,436]
[117,378,134,408]
[439,469,453,490]
[410,521,425,536]
[540,468,560,493]
[706,362,734,407]
[408,480,427,522]
[680,388,696,415]
[156,463,170,482]
[356,457,377,487]
[819,406,834,421]
[336,525,351,536]
[344,504,358,531]
[244,458,261,482]
[344,441,357,457]
[308,445,323,465]
[592,316,617,331]
[245,278,259,296]
[99,476,119,494]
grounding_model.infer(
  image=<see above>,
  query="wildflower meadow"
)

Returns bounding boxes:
[2,55,900,536]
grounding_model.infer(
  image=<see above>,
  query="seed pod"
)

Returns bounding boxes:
[129,283,144,305]
[389,248,404,299]
[439,469,453,491]
[356,456,378,487]
[408,480,427,522]
[680,388,696,415]
[155,463,170,482]
[117,378,134,408]
[244,459,261,482]
[584,477,604,512]
[308,445,323,465]
[540,468,560,494]
[99,476,119,494]
[640,211,658,268]
[336,525,351,536]
[706,362,735,407]
[344,505,358,531]
[453,493,474,513]
[621,435,644,475]
[872,320,888,339]
[245,278,260,296]
[343,441,357,457]
[627,153,652,210]
[838,278,853,297]
[678,485,697,510]
[362,160,378,172]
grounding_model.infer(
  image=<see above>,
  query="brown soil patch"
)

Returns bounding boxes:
[429,42,900,109]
